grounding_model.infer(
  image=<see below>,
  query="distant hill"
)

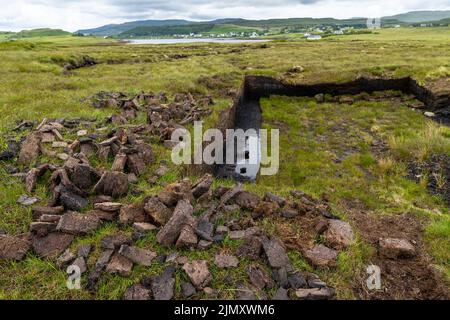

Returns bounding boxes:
[383,10,450,23]
[117,18,377,38]
[220,17,370,28]
[13,28,71,38]
[84,17,378,38]
[417,17,450,26]
[120,24,216,37]
[77,20,192,36]
[78,17,385,36]
[434,17,450,24]
[77,10,450,37]
[120,23,264,38]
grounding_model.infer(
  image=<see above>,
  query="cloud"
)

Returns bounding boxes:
[0,0,449,31]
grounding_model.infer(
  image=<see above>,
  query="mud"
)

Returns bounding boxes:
[350,211,449,300]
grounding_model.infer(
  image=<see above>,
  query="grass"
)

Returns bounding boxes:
[388,122,450,161]
[254,94,449,295]
[13,28,72,39]
[0,27,449,299]
[207,24,263,35]
[425,217,450,280]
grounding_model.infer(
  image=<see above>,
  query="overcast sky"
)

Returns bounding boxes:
[1,0,450,32]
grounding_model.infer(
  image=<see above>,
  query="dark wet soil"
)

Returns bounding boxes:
[407,154,450,206]
[350,211,449,300]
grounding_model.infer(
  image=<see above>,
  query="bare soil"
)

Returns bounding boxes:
[407,154,450,207]
[350,210,449,300]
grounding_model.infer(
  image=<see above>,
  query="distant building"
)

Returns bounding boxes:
[307,34,322,40]
[333,30,344,35]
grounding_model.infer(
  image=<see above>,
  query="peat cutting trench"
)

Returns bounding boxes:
[214,75,450,300]
[216,75,450,184]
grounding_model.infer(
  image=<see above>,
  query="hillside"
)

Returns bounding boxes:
[12,28,71,38]
[77,19,193,36]
[421,17,450,26]
[79,17,395,37]
[208,24,262,34]
[435,17,450,24]
[119,24,216,37]
[76,10,450,37]
[222,17,370,28]
[384,10,450,23]
[119,23,264,38]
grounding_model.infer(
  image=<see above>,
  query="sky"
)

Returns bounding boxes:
[1,0,450,32]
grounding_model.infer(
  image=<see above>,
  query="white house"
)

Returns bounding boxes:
[307,34,322,40]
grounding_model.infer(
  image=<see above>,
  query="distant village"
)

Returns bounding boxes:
[171,31,265,39]
[106,19,450,40]
[165,26,360,41]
